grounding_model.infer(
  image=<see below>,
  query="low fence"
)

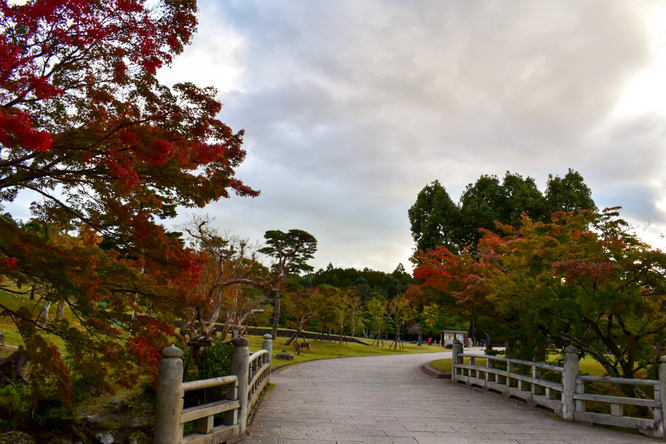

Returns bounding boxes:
[451,342,666,439]
[154,335,273,444]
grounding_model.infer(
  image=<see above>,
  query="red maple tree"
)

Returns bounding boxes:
[0,0,258,409]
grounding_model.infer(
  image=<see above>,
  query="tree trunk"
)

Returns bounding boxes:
[271,291,281,340]
[37,301,50,326]
[56,301,65,321]
[535,342,548,362]
[285,329,300,346]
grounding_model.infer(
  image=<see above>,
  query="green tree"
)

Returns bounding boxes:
[408,180,461,253]
[259,229,317,339]
[365,295,388,346]
[330,287,355,345]
[387,294,415,349]
[545,168,597,214]
[347,292,362,337]
[495,172,547,227]
[409,170,595,253]
[458,174,508,248]
[309,265,413,303]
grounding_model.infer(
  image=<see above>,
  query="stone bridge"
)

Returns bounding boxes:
[240,350,656,444]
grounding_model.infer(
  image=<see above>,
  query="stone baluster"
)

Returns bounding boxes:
[562,345,579,421]
[154,345,184,444]
[658,356,666,438]
[262,334,273,384]
[230,336,250,436]
[451,339,463,383]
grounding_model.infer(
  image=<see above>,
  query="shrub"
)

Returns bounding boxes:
[0,385,31,430]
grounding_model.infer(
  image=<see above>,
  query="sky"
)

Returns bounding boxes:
[158,0,666,273]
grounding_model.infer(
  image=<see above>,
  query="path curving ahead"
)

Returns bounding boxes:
[240,350,655,444]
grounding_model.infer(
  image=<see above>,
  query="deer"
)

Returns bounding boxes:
[292,341,311,355]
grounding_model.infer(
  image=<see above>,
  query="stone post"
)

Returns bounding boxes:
[562,345,579,421]
[451,339,463,383]
[659,356,666,439]
[154,345,184,444]
[262,334,273,383]
[230,336,250,436]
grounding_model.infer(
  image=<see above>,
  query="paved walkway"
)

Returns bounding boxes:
[240,351,658,444]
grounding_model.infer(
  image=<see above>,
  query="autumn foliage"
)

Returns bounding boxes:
[0,0,258,412]
[413,209,666,378]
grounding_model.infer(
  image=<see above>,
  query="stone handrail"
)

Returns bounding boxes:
[573,374,662,435]
[179,375,240,444]
[451,341,666,439]
[154,334,273,444]
[453,350,565,414]
[247,349,271,414]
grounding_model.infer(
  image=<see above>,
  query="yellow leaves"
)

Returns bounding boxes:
[79,227,102,247]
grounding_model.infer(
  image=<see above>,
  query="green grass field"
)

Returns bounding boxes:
[248,335,444,367]
[0,288,74,352]
[427,355,608,376]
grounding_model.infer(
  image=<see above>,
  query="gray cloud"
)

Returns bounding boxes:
[167,0,666,271]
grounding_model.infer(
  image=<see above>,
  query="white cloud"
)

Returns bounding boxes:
[169,0,666,271]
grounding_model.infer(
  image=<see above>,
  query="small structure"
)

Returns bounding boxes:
[441,330,467,347]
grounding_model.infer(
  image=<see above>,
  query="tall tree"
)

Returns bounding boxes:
[408,180,461,253]
[0,0,258,408]
[409,170,595,253]
[545,168,597,214]
[495,173,547,227]
[458,174,507,248]
[259,229,317,340]
[459,172,548,248]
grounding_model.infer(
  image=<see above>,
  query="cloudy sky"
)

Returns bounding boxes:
[160,0,666,273]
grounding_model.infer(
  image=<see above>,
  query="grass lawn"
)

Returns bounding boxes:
[428,354,609,377]
[247,335,445,367]
[0,287,77,349]
[0,290,34,347]
[428,358,452,373]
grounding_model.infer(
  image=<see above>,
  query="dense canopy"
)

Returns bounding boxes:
[0,0,257,408]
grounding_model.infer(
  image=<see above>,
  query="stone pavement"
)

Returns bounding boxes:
[239,350,658,444]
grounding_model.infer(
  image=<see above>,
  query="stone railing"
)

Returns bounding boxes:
[451,341,666,439]
[247,348,271,414]
[154,334,273,444]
